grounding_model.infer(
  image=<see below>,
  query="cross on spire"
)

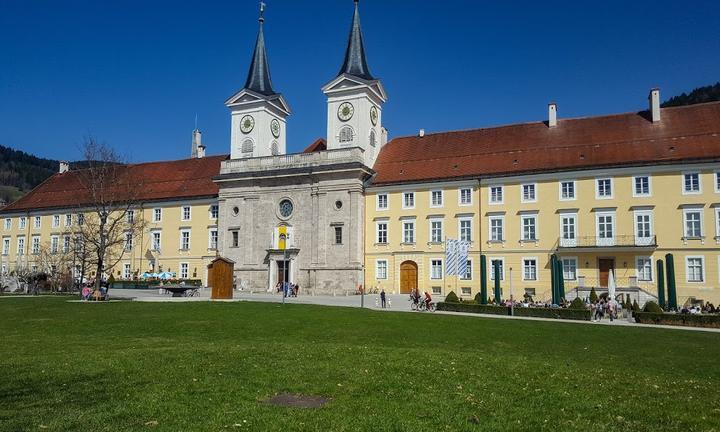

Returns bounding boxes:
[243,1,276,96]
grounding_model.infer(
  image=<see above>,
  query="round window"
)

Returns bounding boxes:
[335,200,343,210]
[279,199,294,218]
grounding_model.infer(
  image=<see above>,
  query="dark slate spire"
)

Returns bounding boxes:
[338,0,375,81]
[244,2,277,96]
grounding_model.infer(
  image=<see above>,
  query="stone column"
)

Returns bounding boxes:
[311,188,320,264]
[317,192,328,265]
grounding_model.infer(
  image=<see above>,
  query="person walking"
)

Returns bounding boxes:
[380,289,386,309]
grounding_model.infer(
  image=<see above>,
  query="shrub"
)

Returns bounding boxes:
[589,288,599,303]
[437,302,508,315]
[625,294,631,309]
[474,292,485,304]
[635,312,720,328]
[643,301,664,313]
[444,291,460,303]
[108,274,116,283]
[569,297,586,310]
[632,300,640,312]
[436,302,591,321]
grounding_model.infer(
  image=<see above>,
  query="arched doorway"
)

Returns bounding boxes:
[400,261,418,294]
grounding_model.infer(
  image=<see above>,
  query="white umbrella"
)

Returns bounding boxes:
[608,269,616,301]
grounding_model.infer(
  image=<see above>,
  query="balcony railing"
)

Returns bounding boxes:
[558,235,657,248]
[220,147,365,175]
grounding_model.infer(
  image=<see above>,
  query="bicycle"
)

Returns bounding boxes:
[418,300,436,312]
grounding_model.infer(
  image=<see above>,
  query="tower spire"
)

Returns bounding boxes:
[338,0,374,81]
[243,1,276,96]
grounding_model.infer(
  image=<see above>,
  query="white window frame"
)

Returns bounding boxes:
[430,190,443,208]
[63,235,71,253]
[715,171,720,193]
[19,217,26,230]
[376,259,388,280]
[683,208,704,239]
[123,232,133,251]
[635,256,653,282]
[430,259,443,280]
[33,216,41,229]
[2,238,10,255]
[65,214,72,227]
[429,218,443,243]
[489,257,505,281]
[123,263,131,280]
[633,210,654,246]
[632,175,652,197]
[685,255,705,283]
[459,217,473,243]
[682,172,701,195]
[17,236,25,255]
[126,210,134,224]
[153,208,162,222]
[561,257,578,281]
[180,262,189,279]
[375,220,388,244]
[376,193,389,211]
[402,220,416,244]
[521,183,537,203]
[715,208,720,239]
[151,230,162,251]
[460,258,473,281]
[209,228,218,250]
[559,180,576,201]
[559,212,578,247]
[522,257,538,281]
[520,214,538,242]
[3,218,10,230]
[459,187,473,206]
[181,206,191,221]
[596,177,613,199]
[31,236,40,255]
[52,214,60,228]
[180,229,191,250]
[488,215,504,242]
[595,211,616,246]
[489,185,504,205]
[402,192,415,210]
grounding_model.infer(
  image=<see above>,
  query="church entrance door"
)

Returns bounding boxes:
[277,260,290,287]
[400,261,418,294]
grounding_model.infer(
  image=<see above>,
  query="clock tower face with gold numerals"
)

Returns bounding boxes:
[240,115,255,134]
[370,106,378,126]
[270,119,281,138]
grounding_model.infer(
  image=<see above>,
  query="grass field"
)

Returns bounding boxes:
[0,298,718,431]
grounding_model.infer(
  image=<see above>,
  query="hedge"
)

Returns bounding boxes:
[436,302,591,321]
[110,279,203,289]
[634,312,720,329]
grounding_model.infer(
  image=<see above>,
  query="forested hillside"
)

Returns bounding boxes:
[0,145,57,205]
[662,82,720,107]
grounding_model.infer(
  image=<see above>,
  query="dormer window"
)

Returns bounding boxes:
[339,126,354,143]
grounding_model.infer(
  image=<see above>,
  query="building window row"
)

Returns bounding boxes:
[376,187,474,211]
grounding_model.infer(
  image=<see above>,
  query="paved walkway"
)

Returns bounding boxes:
[102,289,720,334]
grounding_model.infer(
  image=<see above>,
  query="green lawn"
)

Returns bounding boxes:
[0,298,718,431]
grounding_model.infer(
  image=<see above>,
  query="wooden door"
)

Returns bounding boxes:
[598,259,614,288]
[400,261,418,294]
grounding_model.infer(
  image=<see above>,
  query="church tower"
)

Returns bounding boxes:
[225,4,290,160]
[322,0,388,168]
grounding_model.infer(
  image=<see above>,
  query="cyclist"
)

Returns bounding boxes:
[424,291,433,311]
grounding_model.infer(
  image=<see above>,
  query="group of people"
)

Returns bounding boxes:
[408,288,433,311]
[591,298,621,322]
[274,281,300,298]
[80,284,108,301]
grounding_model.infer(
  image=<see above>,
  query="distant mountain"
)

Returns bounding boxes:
[662,82,720,108]
[0,145,58,206]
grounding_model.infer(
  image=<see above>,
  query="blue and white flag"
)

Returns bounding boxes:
[445,239,458,275]
[456,240,470,277]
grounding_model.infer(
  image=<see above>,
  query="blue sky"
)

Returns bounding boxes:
[1,0,719,162]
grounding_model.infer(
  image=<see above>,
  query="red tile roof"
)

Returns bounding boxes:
[303,138,327,153]
[372,103,720,185]
[1,155,228,213]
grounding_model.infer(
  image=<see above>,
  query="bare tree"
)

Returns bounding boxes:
[36,242,73,292]
[74,138,146,290]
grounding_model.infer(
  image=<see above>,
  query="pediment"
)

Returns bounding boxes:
[322,74,387,102]
[225,89,291,115]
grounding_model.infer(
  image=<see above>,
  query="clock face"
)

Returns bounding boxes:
[240,115,255,134]
[370,106,378,126]
[337,102,354,122]
[270,119,281,138]
[279,199,293,218]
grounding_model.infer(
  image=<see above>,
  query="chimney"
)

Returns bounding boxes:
[419,128,425,138]
[649,88,661,123]
[548,103,558,127]
[197,144,206,159]
[191,129,203,158]
[59,161,69,174]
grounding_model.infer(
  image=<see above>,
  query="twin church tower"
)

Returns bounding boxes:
[224,0,388,168]
[216,1,386,294]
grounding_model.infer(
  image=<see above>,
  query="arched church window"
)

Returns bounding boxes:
[241,139,254,153]
[369,130,377,147]
[271,141,279,156]
[339,126,354,143]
